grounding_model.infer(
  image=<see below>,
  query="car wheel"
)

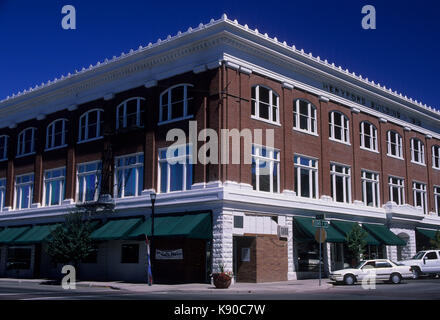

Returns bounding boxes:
[390,273,401,284]
[344,274,356,285]
[412,267,421,279]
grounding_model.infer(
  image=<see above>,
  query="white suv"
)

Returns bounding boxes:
[399,250,440,279]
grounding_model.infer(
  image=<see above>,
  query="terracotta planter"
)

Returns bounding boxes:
[212,273,232,289]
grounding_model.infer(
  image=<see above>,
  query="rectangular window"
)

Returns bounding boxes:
[0,178,5,212]
[43,168,66,206]
[7,247,32,270]
[0,136,8,161]
[158,145,192,193]
[387,131,403,159]
[121,244,139,263]
[77,161,102,203]
[252,145,280,193]
[293,100,317,135]
[413,182,427,214]
[411,139,425,165]
[433,146,440,169]
[434,187,440,216]
[389,177,405,205]
[251,86,279,124]
[234,216,244,229]
[294,155,318,199]
[362,171,380,207]
[115,154,144,198]
[330,164,351,203]
[14,173,34,210]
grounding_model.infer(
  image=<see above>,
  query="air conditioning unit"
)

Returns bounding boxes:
[277,225,289,239]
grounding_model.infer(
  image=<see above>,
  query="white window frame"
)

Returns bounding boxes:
[413,182,427,214]
[0,135,8,161]
[114,153,144,198]
[252,145,280,193]
[361,170,380,207]
[251,85,280,125]
[116,97,146,129]
[330,163,351,203]
[434,186,440,216]
[76,161,102,203]
[410,138,425,165]
[0,178,5,212]
[294,155,319,199]
[329,111,350,144]
[17,128,36,157]
[159,84,193,125]
[14,173,34,210]
[432,145,440,170]
[42,167,66,207]
[386,131,403,159]
[293,99,317,135]
[360,121,378,152]
[158,145,193,193]
[46,119,68,151]
[388,176,405,205]
[78,109,104,143]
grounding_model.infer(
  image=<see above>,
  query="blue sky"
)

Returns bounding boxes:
[0,0,439,109]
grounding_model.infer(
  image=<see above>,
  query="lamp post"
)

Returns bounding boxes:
[148,191,156,286]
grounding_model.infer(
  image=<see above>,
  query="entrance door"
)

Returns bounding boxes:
[233,236,256,283]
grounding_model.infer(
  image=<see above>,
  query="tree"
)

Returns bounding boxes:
[430,231,440,249]
[346,224,368,266]
[46,211,95,278]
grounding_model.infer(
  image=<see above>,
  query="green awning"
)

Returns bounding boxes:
[362,223,406,246]
[331,220,380,246]
[127,212,212,240]
[294,217,346,243]
[14,224,61,244]
[416,228,440,240]
[90,218,143,241]
[0,226,31,244]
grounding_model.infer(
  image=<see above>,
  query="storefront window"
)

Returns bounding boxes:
[7,247,32,270]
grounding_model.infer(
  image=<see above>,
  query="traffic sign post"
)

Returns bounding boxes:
[313,215,327,286]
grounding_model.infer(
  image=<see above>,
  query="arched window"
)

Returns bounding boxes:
[17,128,37,156]
[0,135,8,161]
[78,109,104,142]
[293,99,317,134]
[46,119,68,150]
[387,131,403,159]
[159,84,193,123]
[432,145,440,169]
[410,138,425,164]
[116,97,146,129]
[329,111,349,143]
[360,121,378,151]
[251,85,279,124]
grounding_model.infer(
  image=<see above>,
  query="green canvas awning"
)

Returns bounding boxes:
[127,212,212,240]
[0,226,31,244]
[416,228,440,240]
[362,223,406,246]
[331,220,380,246]
[14,224,61,244]
[90,218,143,241]
[294,217,346,243]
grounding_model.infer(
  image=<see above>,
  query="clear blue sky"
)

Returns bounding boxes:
[0,0,439,109]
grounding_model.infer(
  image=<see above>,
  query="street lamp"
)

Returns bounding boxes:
[149,191,156,286]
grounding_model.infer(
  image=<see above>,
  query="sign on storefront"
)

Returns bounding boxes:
[155,249,184,260]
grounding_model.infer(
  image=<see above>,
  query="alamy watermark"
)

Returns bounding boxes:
[61,265,76,289]
[361,5,376,30]
[61,5,76,30]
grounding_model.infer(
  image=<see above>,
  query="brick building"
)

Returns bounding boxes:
[0,15,439,283]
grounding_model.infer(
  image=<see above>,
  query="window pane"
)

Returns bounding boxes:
[300,168,310,197]
[170,163,183,191]
[259,161,270,192]
[160,162,168,193]
[259,102,269,120]
[335,176,344,202]
[171,101,184,119]
[259,87,269,104]
[171,86,184,103]
[273,162,278,193]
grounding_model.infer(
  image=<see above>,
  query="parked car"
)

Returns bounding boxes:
[329,259,412,285]
[398,250,440,279]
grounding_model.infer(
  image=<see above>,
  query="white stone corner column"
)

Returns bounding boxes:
[211,209,233,279]
[286,216,296,280]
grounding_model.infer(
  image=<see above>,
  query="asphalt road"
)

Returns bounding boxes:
[0,278,438,300]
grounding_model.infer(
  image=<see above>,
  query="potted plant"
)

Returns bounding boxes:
[211,264,233,289]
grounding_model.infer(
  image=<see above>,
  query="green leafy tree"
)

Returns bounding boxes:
[46,211,95,277]
[429,231,440,249]
[346,224,368,266]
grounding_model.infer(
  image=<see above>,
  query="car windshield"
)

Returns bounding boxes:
[412,252,426,260]
[354,261,366,269]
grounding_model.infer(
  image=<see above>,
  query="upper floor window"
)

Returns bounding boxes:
[158,145,193,193]
[293,99,317,134]
[294,155,318,199]
[435,186,440,216]
[114,153,144,198]
[432,145,440,169]
[77,161,102,203]
[43,168,66,207]
[387,131,403,159]
[410,138,425,165]
[17,128,36,157]
[413,182,427,214]
[116,97,146,129]
[361,171,380,207]
[46,119,68,150]
[360,121,378,152]
[330,163,351,203]
[14,173,34,210]
[252,145,280,193]
[389,177,405,205]
[251,85,279,124]
[78,109,104,142]
[159,84,193,124]
[329,111,349,144]
[0,178,5,212]
[0,135,8,161]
